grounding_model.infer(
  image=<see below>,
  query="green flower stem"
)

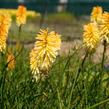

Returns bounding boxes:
[79,51,88,73]
[101,40,107,72]
[18,25,22,45]
[68,51,88,109]
[99,40,107,102]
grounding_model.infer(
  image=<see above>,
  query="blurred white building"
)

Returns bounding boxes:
[18,0,25,4]
[60,0,68,3]
[58,0,68,12]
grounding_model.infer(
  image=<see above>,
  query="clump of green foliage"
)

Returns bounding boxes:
[47,12,75,24]
[0,44,109,109]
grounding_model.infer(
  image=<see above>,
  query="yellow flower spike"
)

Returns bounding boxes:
[35,28,61,71]
[100,12,109,43]
[83,23,100,53]
[0,37,6,52]
[7,53,15,69]
[30,28,61,81]
[0,24,8,52]
[0,14,11,52]
[0,14,11,30]
[91,6,103,24]
[0,24,7,36]
[30,48,40,81]
[16,5,27,26]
